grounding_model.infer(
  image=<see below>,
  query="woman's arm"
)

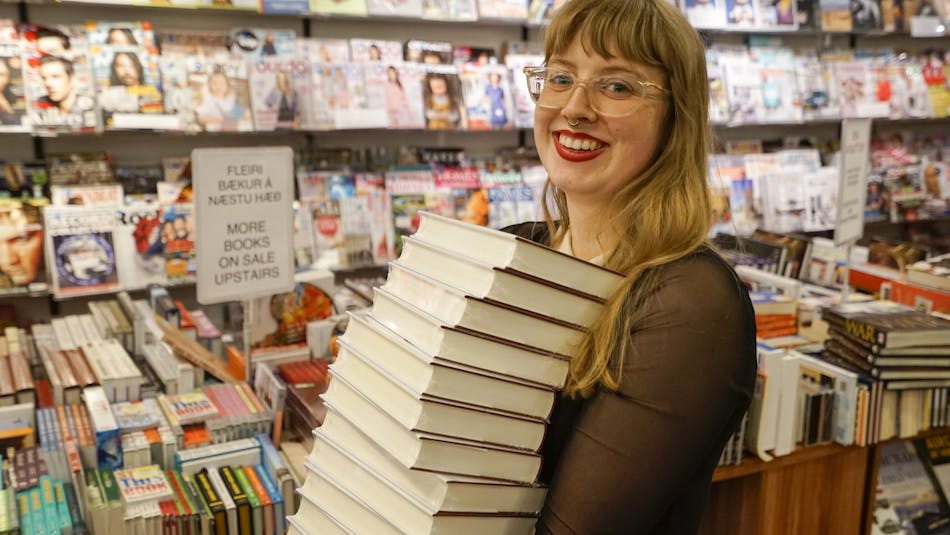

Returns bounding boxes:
[538,252,756,534]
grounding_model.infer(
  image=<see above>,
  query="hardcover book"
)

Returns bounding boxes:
[822,300,950,349]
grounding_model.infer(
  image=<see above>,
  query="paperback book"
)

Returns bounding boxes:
[43,206,121,298]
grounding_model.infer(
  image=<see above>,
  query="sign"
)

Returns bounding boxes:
[192,146,295,304]
[834,118,871,246]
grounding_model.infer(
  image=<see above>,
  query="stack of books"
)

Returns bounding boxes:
[750,291,799,340]
[288,212,624,534]
[821,300,950,440]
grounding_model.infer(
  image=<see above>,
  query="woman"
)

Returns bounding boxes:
[264,70,299,129]
[384,66,410,127]
[507,0,756,533]
[109,51,144,87]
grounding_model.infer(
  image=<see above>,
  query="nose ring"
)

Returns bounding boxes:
[567,119,581,127]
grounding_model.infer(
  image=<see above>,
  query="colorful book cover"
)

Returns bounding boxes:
[186,58,253,132]
[0,22,28,132]
[246,272,335,357]
[309,0,369,15]
[20,24,99,134]
[384,62,425,129]
[159,204,195,284]
[366,0,424,16]
[460,63,513,130]
[248,58,306,131]
[114,203,168,291]
[0,200,47,295]
[227,29,296,60]
[43,206,121,298]
[422,64,466,130]
[349,39,403,64]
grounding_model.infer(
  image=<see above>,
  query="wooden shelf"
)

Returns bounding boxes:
[713,442,861,482]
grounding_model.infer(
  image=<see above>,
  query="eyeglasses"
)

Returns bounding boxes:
[523,66,669,118]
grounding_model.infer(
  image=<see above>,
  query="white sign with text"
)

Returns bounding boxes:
[192,146,295,304]
[834,118,872,246]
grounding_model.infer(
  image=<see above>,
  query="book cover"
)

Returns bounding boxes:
[246,272,335,358]
[43,206,120,298]
[823,300,950,349]
[20,24,98,134]
[0,201,47,295]
[114,203,168,291]
[0,24,28,132]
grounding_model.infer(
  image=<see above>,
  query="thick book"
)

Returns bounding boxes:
[828,327,950,365]
[322,376,542,484]
[379,268,584,356]
[412,211,624,299]
[397,236,603,327]
[316,406,547,514]
[366,288,569,388]
[342,311,556,417]
[332,340,547,451]
[822,300,950,349]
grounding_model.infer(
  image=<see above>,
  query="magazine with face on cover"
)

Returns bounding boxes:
[0,22,28,132]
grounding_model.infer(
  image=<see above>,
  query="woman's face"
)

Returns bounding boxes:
[113,54,140,86]
[429,77,447,95]
[387,67,398,83]
[208,73,229,97]
[534,39,668,208]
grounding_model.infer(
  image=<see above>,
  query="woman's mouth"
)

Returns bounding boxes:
[553,132,608,162]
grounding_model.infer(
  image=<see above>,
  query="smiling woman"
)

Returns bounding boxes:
[500,0,758,534]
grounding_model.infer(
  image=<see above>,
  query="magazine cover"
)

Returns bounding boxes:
[50,184,123,207]
[405,40,454,64]
[421,0,478,20]
[706,49,731,124]
[759,171,806,232]
[184,58,252,132]
[753,48,803,122]
[227,29,296,60]
[801,167,838,231]
[920,160,949,219]
[720,49,765,124]
[89,44,166,129]
[157,31,230,60]
[338,196,375,267]
[726,0,759,26]
[350,62,389,129]
[477,0,529,18]
[921,51,948,119]
[684,0,729,27]
[296,38,350,65]
[349,39,404,64]
[0,200,47,295]
[159,203,195,283]
[301,63,336,130]
[505,53,543,129]
[421,64,466,130]
[852,0,884,28]
[43,205,121,298]
[0,22,27,132]
[834,59,889,118]
[310,0,369,15]
[249,58,306,131]
[20,24,99,134]
[488,185,535,228]
[383,62,425,129]
[309,199,344,268]
[754,0,798,28]
[246,271,335,358]
[460,63,513,130]
[367,0,424,16]
[85,21,156,48]
[794,50,840,120]
[114,203,168,290]
[873,440,946,535]
[47,151,114,185]
[452,45,497,65]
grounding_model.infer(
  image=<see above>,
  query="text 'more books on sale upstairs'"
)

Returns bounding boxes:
[821,300,950,349]
[411,212,624,300]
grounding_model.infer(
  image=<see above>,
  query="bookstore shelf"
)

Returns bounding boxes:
[711,441,861,483]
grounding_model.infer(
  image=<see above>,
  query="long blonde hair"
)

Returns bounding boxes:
[540,0,713,398]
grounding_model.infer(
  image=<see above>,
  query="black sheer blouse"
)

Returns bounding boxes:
[502,222,757,535]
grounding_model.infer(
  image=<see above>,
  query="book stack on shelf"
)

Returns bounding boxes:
[821,300,950,440]
[287,212,624,534]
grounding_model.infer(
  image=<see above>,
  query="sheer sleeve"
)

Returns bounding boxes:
[536,250,757,535]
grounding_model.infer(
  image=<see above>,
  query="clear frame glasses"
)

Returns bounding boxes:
[523,66,670,118]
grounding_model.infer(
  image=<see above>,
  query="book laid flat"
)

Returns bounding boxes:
[298,461,537,535]
[341,311,557,417]
[332,340,547,451]
[412,211,624,299]
[826,325,950,357]
[376,272,584,356]
[322,378,542,483]
[397,236,604,327]
[313,407,547,514]
[822,300,950,349]
[287,505,350,535]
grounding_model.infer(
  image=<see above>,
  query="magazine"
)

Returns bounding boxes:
[0,22,28,132]
[309,0,369,15]
[114,203,168,291]
[185,58,253,132]
[460,63,513,130]
[43,205,121,298]
[405,40,454,64]
[383,62,425,129]
[477,0,529,18]
[20,24,99,133]
[85,21,157,48]
[349,39,404,64]
[505,53,543,129]
[227,28,295,60]
[89,44,167,129]
[420,0,478,20]
[0,200,47,295]
[421,63,466,130]
[684,0,729,28]
[248,58,307,130]
[296,38,350,65]
[157,31,229,60]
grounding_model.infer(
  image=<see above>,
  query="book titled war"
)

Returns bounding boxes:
[822,300,950,349]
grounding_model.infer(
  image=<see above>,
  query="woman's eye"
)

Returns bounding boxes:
[602,80,635,96]
[548,74,573,88]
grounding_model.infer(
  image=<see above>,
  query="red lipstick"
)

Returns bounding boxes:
[552,132,607,163]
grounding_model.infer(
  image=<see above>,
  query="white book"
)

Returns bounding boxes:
[379,268,584,356]
[333,340,547,451]
[80,315,104,342]
[314,408,548,513]
[368,289,569,389]
[66,315,90,347]
[51,318,77,350]
[412,212,624,299]
[287,509,350,535]
[745,345,785,461]
[297,466,400,535]
[342,311,556,417]
[305,449,538,535]
[322,375,542,483]
[207,468,238,535]
[397,236,603,327]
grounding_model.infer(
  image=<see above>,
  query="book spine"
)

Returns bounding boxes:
[218,466,250,535]
[194,470,226,535]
